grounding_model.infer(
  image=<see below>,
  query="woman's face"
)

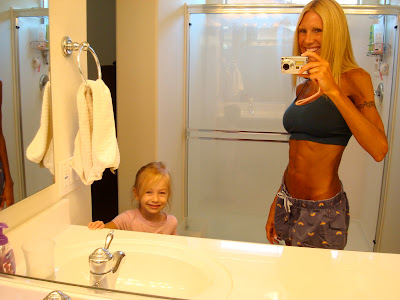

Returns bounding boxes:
[298,11,323,55]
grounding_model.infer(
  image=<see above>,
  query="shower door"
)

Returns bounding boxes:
[11,8,53,200]
[185,5,398,252]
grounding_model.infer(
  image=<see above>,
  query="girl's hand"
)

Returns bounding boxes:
[88,221,105,230]
[298,51,340,96]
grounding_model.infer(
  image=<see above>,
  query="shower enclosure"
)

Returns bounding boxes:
[10,8,53,201]
[185,5,399,252]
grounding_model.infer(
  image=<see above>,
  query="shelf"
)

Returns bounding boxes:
[30,41,49,51]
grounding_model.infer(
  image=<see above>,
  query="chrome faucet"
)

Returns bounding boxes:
[43,290,71,300]
[89,230,125,289]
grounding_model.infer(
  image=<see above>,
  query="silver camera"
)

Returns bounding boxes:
[281,56,308,74]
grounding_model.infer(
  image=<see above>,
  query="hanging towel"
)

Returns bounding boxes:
[26,81,54,175]
[71,79,120,185]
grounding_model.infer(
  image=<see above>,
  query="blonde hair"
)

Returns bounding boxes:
[292,0,358,88]
[133,161,172,206]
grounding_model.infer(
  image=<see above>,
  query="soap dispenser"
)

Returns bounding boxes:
[0,223,16,274]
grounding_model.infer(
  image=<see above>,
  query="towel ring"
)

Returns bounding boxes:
[77,42,102,84]
[61,36,102,84]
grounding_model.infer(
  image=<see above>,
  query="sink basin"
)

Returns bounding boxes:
[55,238,232,299]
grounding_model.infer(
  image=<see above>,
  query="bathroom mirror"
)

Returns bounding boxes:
[0,2,54,209]
[90,2,397,255]
[1,0,399,297]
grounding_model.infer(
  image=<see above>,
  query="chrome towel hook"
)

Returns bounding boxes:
[61,36,102,84]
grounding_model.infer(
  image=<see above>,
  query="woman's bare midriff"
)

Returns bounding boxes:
[284,139,345,200]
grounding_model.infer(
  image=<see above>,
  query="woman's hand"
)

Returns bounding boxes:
[298,51,340,97]
[266,199,280,245]
[88,220,105,230]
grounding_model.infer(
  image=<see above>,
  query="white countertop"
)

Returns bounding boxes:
[2,197,399,300]
[23,225,400,300]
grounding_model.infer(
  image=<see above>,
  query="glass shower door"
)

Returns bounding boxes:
[185,6,397,251]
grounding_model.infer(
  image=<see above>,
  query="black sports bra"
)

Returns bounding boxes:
[283,96,352,146]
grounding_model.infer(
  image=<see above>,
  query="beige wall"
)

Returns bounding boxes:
[117,0,185,221]
[117,0,158,214]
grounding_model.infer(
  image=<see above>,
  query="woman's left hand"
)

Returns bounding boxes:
[298,51,340,96]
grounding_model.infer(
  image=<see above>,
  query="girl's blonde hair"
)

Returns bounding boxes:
[133,161,172,204]
[292,0,359,88]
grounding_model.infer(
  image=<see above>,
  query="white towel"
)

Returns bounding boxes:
[26,81,55,175]
[71,79,120,185]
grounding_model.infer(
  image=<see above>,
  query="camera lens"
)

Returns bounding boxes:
[283,63,290,70]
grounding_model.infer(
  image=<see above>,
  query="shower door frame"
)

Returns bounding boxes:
[10,8,49,201]
[184,4,400,252]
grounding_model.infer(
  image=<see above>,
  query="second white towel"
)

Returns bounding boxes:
[71,79,120,185]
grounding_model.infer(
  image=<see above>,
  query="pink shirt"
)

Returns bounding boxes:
[112,208,178,235]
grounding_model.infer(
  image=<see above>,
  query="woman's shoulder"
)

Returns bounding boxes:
[342,68,371,82]
[341,68,373,100]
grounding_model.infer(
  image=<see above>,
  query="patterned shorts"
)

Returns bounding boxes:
[274,182,350,250]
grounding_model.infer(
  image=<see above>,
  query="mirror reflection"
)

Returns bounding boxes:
[1,0,399,298]
[0,3,53,210]
[87,3,395,255]
[185,11,394,253]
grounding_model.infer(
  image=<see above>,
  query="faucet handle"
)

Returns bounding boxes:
[43,290,71,300]
[89,230,115,274]
[104,230,114,250]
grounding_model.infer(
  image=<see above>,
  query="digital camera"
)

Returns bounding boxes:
[281,56,308,74]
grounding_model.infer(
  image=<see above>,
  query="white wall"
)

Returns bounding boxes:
[0,0,92,232]
[49,0,91,225]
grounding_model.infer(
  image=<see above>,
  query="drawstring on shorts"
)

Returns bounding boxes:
[277,190,293,213]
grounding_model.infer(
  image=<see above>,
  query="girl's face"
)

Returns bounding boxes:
[135,179,169,218]
[298,11,323,55]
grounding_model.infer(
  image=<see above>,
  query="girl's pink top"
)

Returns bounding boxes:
[112,208,178,235]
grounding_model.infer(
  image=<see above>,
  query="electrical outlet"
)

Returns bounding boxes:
[58,157,82,197]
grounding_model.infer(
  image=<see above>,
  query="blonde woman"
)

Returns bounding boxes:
[89,162,177,235]
[266,0,388,249]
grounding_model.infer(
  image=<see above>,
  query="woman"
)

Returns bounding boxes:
[265,0,388,249]
[0,80,14,210]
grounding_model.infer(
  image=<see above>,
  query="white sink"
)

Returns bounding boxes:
[55,237,232,299]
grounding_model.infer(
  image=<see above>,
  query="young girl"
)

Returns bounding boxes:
[88,162,177,235]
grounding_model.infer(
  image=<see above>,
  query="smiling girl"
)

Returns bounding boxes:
[88,162,177,235]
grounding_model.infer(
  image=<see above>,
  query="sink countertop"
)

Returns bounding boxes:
[2,220,399,300]
[52,225,399,300]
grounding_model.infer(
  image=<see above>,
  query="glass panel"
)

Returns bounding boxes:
[187,9,397,251]
[187,138,288,243]
[17,16,53,197]
[188,13,299,132]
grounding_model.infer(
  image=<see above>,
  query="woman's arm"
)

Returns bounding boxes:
[299,51,388,162]
[0,81,14,209]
